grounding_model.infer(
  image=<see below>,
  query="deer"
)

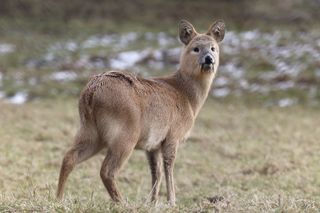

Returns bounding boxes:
[56,19,225,206]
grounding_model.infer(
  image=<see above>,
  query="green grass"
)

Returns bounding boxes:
[1,98,320,212]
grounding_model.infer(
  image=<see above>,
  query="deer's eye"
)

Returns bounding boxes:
[211,47,215,52]
[193,47,199,53]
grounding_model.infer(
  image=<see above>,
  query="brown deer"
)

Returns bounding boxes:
[56,19,225,205]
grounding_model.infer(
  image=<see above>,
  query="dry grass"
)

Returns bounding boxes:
[1,98,320,212]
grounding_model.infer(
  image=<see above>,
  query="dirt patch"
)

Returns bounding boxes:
[207,195,224,204]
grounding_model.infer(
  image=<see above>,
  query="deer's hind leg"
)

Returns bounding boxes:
[57,125,102,199]
[100,132,138,202]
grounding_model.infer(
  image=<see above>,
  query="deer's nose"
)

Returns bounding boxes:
[205,55,213,64]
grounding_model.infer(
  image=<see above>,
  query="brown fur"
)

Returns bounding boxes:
[57,20,225,205]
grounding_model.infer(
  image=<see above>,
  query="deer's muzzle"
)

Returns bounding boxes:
[200,53,215,72]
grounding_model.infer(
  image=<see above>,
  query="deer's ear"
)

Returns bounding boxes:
[179,20,197,45]
[207,20,225,42]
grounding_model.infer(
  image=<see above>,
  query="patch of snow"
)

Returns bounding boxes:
[241,30,259,41]
[82,35,115,49]
[224,31,240,49]
[273,60,301,76]
[82,36,100,49]
[0,43,15,54]
[259,72,280,81]
[25,59,47,69]
[220,63,244,79]
[8,92,28,104]
[116,32,139,48]
[212,87,230,97]
[101,36,115,46]
[110,50,149,70]
[278,98,297,107]
[50,71,77,81]
[153,50,163,61]
[214,76,229,87]
[44,52,55,62]
[0,91,5,99]
[239,79,249,89]
[249,84,270,94]
[157,32,175,46]
[274,81,295,90]
[65,41,78,51]
[166,47,181,56]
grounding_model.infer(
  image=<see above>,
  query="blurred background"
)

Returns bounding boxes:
[0,0,319,106]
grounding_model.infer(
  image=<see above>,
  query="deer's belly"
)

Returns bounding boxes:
[136,126,169,151]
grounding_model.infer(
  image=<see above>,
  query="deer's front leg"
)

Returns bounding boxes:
[146,149,162,203]
[161,140,178,206]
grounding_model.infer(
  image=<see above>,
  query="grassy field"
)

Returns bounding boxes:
[1,98,320,212]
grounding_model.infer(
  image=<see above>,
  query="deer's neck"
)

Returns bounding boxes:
[172,70,214,117]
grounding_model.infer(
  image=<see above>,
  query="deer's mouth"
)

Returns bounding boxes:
[201,63,214,72]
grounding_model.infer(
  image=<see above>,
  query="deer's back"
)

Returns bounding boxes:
[79,71,194,150]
